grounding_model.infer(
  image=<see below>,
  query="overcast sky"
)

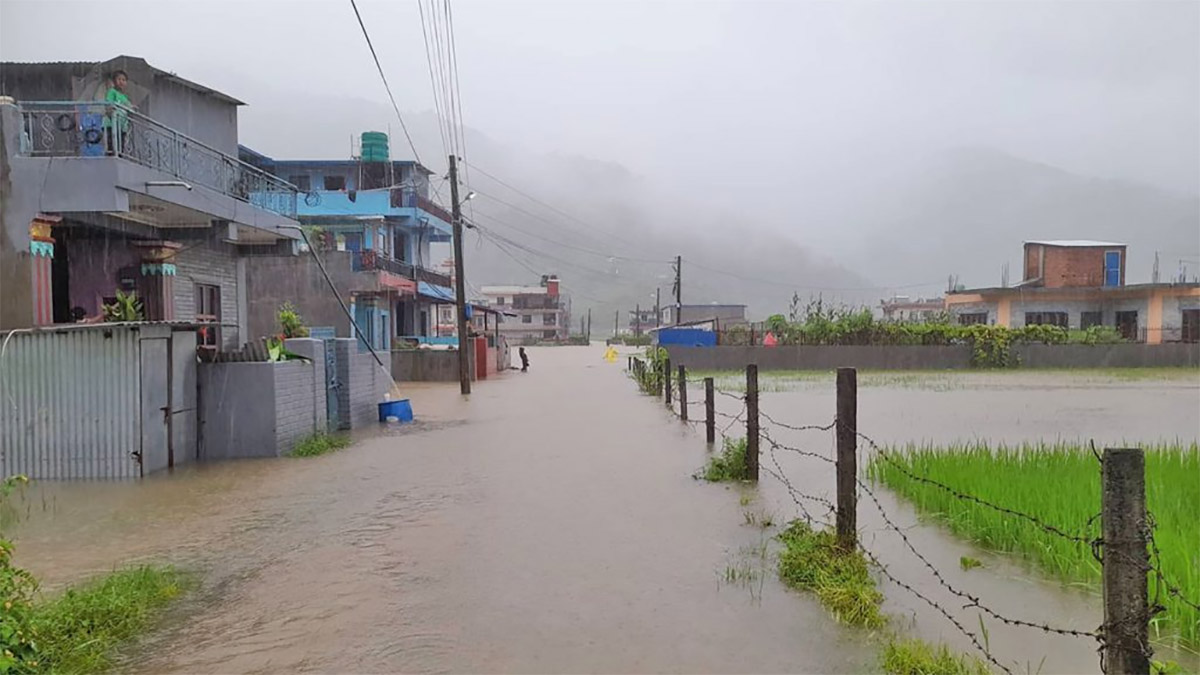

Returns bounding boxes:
[2,0,1196,193]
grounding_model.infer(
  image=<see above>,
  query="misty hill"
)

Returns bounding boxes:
[851,148,1200,288]
[231,82,1197,328]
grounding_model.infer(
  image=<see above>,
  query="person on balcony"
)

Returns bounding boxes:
[104,70,134,155]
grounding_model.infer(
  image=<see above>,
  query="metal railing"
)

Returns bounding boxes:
[18,101,298,218]
[390,189,454,224]
[350,249,451,287]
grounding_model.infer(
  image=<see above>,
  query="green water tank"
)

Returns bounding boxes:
[361,131,389,163]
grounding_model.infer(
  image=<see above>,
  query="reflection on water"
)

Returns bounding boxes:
[7,352,1198,673]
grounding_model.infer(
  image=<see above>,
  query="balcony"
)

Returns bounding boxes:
[351,250,452,288]
[390,189,454,225]
[18,101,298,218]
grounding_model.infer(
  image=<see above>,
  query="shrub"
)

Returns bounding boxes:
[290,432,351,457]
[278,302,309,338]
[776,520,885,628]
[699,437,750,482]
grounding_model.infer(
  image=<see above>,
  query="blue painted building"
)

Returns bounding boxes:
[240,135,458,350]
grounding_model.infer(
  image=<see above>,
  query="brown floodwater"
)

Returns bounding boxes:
[6,350,1198,673]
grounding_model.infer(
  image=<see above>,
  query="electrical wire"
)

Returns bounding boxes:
[467,206,669,264]
[349,0,422,165]
[416,0,450,160]
[684,257,945,293]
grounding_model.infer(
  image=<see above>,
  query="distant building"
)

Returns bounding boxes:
[663,304,747,327]
[946,241,1199,342]
[479,275,571,342]
[881,296,945,322]
[627,307,660,333]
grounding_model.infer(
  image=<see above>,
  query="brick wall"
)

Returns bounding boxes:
[333,339,390,429]
[273,360,319,455]
[174,236,242,349]
[1040,247,1124,288]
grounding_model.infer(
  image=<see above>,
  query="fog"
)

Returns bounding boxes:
[3,0,1197,317]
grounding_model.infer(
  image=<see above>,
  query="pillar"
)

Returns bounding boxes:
[132,241,182,321]
[29,217,55,326]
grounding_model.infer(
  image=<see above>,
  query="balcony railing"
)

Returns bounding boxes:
[18,101,299,218]
[389,189,454,224]
[351,250,451,287]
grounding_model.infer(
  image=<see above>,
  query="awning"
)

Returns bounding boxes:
[418,281,455,302]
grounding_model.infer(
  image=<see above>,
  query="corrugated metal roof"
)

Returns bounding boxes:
[1024,240,1126,247]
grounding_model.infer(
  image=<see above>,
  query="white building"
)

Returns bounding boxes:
[479,275,571,342]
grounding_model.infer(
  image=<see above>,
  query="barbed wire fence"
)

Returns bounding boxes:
[624,354,1188,675]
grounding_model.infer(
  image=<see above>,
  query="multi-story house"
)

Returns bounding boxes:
[479,275,571,343]
[0,55,300,345]
[238,135,455,351]
[946,240,1200,342]
[1,55,301,477]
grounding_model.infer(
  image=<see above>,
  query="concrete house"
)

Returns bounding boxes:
[238,136,455,351]
[946,241,1200,342]
[0,55,302,478]
[479,275,572,343]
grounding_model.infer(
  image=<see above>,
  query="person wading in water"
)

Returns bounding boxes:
[519,347,529,372]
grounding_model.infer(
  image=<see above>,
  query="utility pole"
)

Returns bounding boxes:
[587,308,592,342]
[635,304,641,336]
[614,310,619,338]
[672,255,682,325]
[449,155,471,395]
[655,287,661,328]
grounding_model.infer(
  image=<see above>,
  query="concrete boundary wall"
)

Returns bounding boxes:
[391,348,476,382]
[664,344,1200,371]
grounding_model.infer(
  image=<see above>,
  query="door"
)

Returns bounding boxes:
[380,310,391,350]
[139,338,170,476]
[1104,251,1121,287]
[1115,311,1138,342]
[170,331,198,466]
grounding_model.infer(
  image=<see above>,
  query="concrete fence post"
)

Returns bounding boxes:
[1102,447,1150,675]
[704,377,715,444]
[836,367,857,550]
[678,365,688,421]
[745,364,759,481]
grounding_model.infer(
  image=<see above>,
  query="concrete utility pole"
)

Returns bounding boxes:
[673,255,682,324]
[587,308,592,342]
[655,287,661,327]
[635,304,641,335]
[614,310,619,338]
[449,154,470,395]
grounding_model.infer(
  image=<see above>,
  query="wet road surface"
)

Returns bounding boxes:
[9,349,1198,673]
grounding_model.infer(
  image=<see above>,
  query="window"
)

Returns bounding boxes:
[543,330,556,339]
[323,175,346,191]
[288,175,310,191]
[1183,310,1199,343]
[1115,311,1138,341]
[957,312,987,326]
[195,283,221,348]
[495,297,506,305]
[543,313,556,325]
[1081,311,1103,330]
[1025,311,1068,328]
[522,314,532,324]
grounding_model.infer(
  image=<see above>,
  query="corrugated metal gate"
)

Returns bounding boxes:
[0,324,198,479]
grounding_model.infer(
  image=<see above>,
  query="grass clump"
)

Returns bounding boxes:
[29,565,191,673]
[699,437,750,482]
[882,638,990,675]
[290,432,351,458]
[776,520,885,628]
[868,441,1200,647]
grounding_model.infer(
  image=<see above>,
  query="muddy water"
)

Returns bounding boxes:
[7,353,1197,673]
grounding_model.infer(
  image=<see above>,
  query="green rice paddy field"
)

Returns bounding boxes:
[868,441,1200,648]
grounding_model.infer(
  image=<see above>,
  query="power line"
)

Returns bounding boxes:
[349,0,422,164]
[685,257,944,293]
[416,0,449,160]
[467,207,669,264]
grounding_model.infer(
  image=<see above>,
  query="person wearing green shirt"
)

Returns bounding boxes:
[103,70,133,154]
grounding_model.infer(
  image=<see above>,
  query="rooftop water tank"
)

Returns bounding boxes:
[361,131,389,163]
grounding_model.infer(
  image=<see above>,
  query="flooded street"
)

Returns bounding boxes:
[8,348,1199,673]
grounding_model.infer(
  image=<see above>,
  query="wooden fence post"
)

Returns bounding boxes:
[1102,447,1150,675]
[745,364,759,481]
[664,357,672,405]
[704,377,715,444]
[678,365,688,421]
[836,367,857,550]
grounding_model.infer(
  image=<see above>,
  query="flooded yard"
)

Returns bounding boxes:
[6,350,1198,673]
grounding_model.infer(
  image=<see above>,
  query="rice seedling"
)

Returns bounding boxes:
[698,437,750,482]
[881,638,990,675]
[868,441,1199,647]
[777,520,886,629]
